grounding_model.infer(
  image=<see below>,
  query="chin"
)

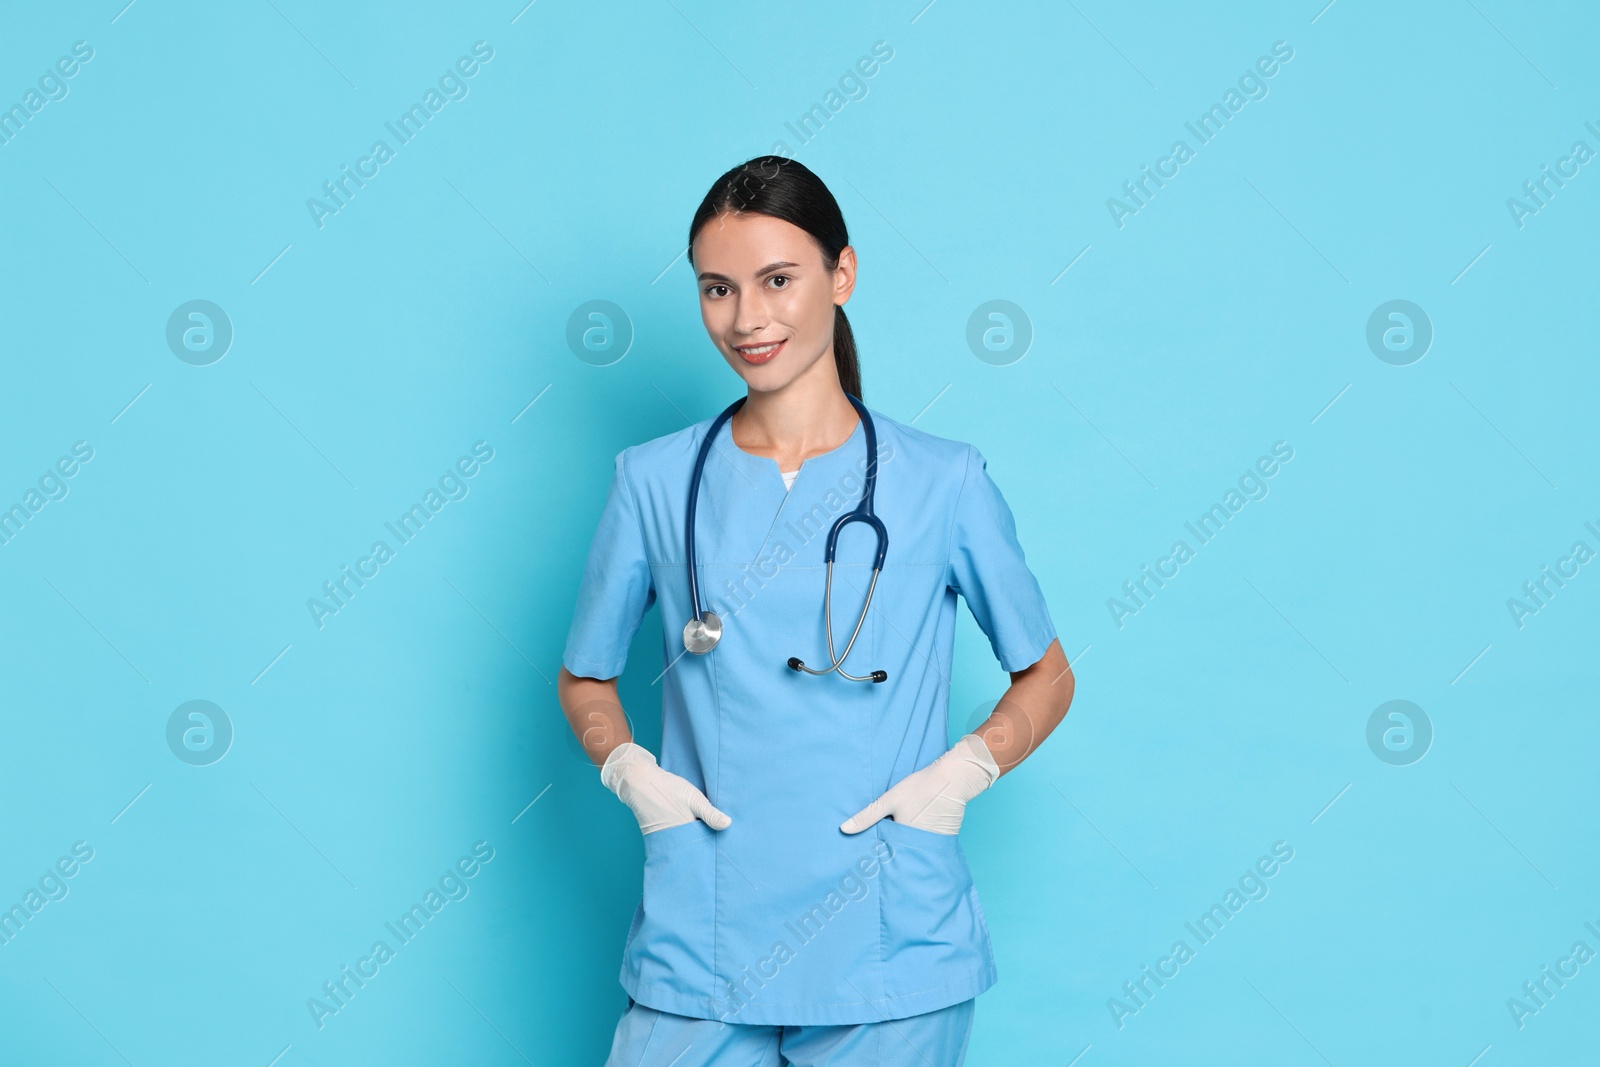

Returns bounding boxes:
[723,356,783,389]
[722,341,824,395]
[743,365,807,393]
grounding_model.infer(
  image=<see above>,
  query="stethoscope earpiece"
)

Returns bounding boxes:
[684,394,888,684]
[788,656,890,683]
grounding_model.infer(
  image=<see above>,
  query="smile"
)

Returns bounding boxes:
[734,339,785,365]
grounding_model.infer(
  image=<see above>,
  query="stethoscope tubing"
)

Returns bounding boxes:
[684,393,888,683]
[683,396,745,629]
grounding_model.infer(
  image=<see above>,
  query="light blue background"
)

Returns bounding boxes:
[2,1,1596,1064]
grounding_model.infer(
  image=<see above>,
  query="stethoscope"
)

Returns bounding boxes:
[682,393,889,684]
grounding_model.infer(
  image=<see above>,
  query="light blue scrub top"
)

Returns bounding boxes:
[563,403,1057,1026]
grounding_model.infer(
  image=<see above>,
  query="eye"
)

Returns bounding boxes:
[768,275,790,289]
[703,284,730,298]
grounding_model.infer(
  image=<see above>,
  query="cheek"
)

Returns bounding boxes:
[778,286,831,334]
[699,297,729,334]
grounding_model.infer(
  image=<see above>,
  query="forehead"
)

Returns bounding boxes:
[692,212,820,273]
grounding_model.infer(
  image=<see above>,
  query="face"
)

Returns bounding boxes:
[692,211,855,394]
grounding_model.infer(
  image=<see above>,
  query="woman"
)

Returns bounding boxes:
[558,155,1074,1066]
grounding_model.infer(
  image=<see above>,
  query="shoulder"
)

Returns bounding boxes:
[610,417,712,492]
[861,404,978,479]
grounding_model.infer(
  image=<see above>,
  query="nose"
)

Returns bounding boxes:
[734,289,771,336]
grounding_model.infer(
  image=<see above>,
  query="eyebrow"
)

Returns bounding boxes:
[696,260,800,283]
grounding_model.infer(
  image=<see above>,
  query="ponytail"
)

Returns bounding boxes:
[833,307,861,400]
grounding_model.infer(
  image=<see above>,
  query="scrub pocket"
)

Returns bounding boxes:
[873,817,990,998]
[627,819,719,1002]
[874,815,968,860]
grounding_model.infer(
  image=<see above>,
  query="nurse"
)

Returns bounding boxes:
[558,155,1075,1067]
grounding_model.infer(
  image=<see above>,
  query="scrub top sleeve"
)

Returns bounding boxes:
[947,445,1058,673]
[561,449,657,680]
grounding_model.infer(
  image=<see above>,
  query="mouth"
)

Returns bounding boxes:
[733,339,786,365]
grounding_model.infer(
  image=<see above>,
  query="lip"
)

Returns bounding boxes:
[733,339,785,365]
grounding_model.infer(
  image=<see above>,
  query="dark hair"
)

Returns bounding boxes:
[686,155,861,400]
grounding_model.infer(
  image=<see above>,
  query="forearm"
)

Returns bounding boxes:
[972,637,1074,775]
[556,667,635,767]
[841,640,1075,835]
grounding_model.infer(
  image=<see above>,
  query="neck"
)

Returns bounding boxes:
[732,362,859,468]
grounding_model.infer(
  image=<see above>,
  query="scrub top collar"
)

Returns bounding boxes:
[714,403,869,497]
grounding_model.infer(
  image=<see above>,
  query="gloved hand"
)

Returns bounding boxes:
[840,734,1000,836]
[600,742,732,835]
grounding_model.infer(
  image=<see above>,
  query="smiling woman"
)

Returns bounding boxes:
[560,155,1071,1067]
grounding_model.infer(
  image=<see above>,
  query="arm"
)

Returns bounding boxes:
[973,636,1075,775]
[558,665,731,832]
[840,638,1074,835]
[842,445,1070,836]
[556,666,632,767]
[560,451,728,831]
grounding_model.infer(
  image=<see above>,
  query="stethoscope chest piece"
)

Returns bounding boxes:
[683,611,722,655]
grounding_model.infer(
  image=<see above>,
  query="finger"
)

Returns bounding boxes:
[687,788,732,830]
[840,791,893,834]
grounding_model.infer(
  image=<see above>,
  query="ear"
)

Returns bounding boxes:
[833,245,858,306]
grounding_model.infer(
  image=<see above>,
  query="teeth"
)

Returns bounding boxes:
[741,342,779,355]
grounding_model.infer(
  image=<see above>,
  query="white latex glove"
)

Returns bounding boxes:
[840,734,1000,836]
[600,742,732,835]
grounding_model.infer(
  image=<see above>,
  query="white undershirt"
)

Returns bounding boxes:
[781,469,799,491]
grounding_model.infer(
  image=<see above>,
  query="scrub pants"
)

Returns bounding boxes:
[603,997,975,1066]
